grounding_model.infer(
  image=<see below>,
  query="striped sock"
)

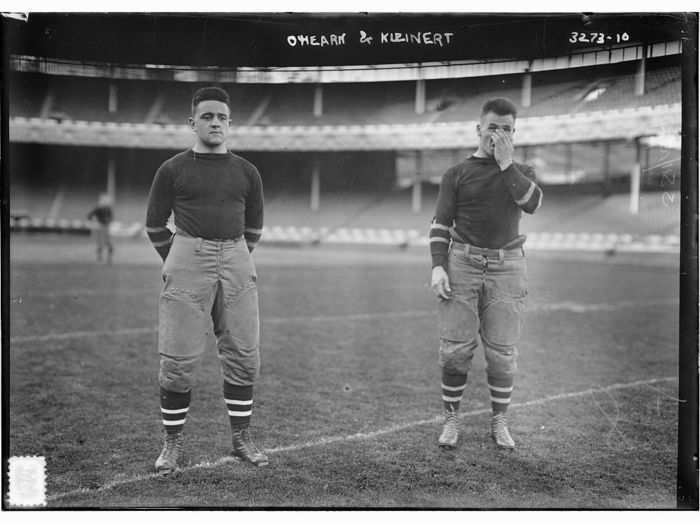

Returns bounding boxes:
[224,382,253,430]
[442,371,467,412]
[488,376,513,414]
[160,387,190,435]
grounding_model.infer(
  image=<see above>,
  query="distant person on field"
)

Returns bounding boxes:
[87,193,114,264]
[429,97,543,451]
[146,86,267,473]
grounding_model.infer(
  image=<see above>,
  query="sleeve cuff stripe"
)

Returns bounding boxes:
[145,226,169,233]
[430,223,450,231]
[245,227,263,235]
[430,237,450,244]
[515,182,536,206]
[152,239,172,247]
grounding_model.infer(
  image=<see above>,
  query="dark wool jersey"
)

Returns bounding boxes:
[87,205,113,225]
[146,150,264,260]
[430,156,542,268]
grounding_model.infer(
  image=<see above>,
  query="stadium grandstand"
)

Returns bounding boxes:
[6,14,684,253]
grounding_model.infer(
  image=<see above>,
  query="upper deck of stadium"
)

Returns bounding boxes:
[9,54,681,128]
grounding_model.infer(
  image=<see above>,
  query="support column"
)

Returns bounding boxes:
[47,188,65,220]
[644,143,651,190]
[108,82,118,113]
[521,72,532,108]
[415,78,426,115]
[412,150,423,213]
[565,143,573,181]
[635,50,646,96]
[629,138,641,214]
[601,141,611,197]
[107,155,116,202]
[313,84,323,118]
[310,157,321,212]
[40,88,54,119]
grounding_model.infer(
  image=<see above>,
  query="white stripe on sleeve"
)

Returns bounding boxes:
[515,182,536,206]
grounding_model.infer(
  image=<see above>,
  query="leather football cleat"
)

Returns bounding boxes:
[438,408,459,449]
[491,413,515,449]
[155,432,184,474]
[232,428,269,466]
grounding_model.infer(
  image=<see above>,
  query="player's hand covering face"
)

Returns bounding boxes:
[477,112,515,168]
[190,100,231,150]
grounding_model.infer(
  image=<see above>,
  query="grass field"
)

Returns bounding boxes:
[7,236,681,509]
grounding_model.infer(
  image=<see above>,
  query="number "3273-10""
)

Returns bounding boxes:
[569,32,630,44]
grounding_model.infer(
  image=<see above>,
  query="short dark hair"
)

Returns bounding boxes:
[191,86,230,115]
[481,98,518,120]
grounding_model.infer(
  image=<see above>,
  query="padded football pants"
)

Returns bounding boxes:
[157,232,260,393]
[437,244,527,380]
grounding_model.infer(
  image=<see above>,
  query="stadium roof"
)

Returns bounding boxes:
[3,12,689,68]
[10,41,682,83]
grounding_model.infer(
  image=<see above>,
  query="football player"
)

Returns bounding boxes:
[146,86,267,472]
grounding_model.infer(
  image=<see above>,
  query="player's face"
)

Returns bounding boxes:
[477,112,515,158]
[190,100,231,149]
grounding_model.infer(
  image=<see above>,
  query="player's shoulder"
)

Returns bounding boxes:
[445,156,481,179]
[158,150,191,172]
[228,152,259,171]
[442,160,466,179]
[228,152,262,182]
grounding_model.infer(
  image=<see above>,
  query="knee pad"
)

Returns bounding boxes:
[219,343,260,386]
[483,341,519,377]
[439,338,478,375]
[159,354,198,393]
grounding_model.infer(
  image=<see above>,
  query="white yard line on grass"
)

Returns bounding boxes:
[9,311,430,344]
[11,326,158,344]
[532,298,678,313]
[11,287,157,298]
[10,299,678,344]
[47,376,676,503]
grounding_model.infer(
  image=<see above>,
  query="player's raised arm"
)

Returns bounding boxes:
[501,162,543,214]
[491,127,542,214]
[243,165,264,253]
[145,162,175,261]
